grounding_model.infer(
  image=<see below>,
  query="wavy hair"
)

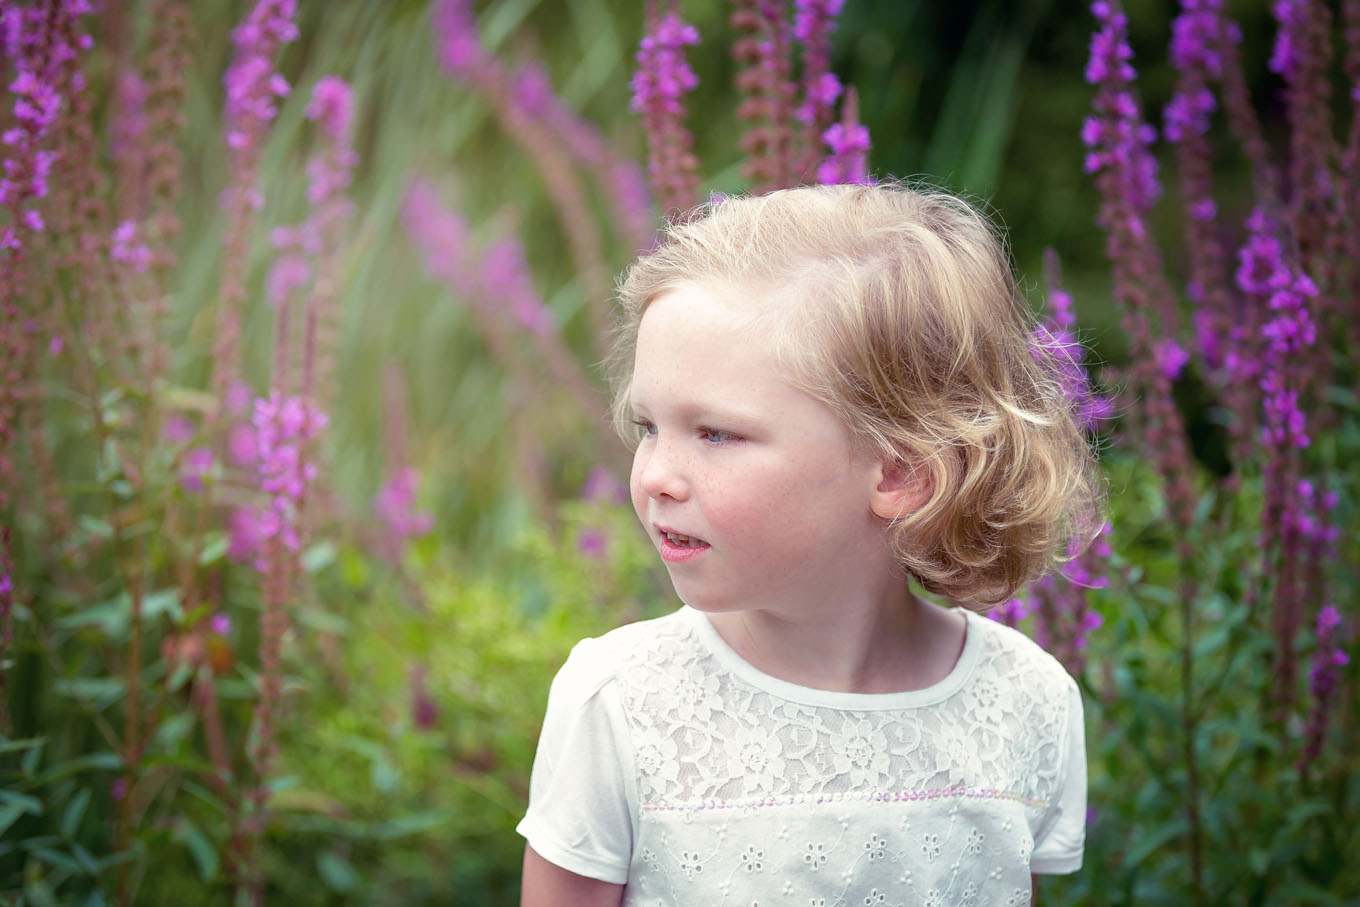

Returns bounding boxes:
[607,181,1104,606]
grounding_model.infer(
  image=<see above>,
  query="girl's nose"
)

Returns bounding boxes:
[634,438,690,501]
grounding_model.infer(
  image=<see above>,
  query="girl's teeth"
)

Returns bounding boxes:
[666,531,703,547]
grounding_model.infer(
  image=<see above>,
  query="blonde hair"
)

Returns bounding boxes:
[607,181,1104,607]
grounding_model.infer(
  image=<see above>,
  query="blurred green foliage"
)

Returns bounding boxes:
[4,0,1357,904]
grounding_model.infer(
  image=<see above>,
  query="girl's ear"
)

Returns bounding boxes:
[869,458,932,521]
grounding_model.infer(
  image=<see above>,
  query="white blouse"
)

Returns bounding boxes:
[518,607,1085,906]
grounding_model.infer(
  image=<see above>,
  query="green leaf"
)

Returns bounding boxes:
[317,850,358,893]
[92,848,139,873]
[1126,818,1187,868]
[61,788,91,839]
[0,734,45,754]
[197,531,230,566]
[153,712,197,750]
[142,588,182,622]
[301,540,337,573]
[0,790,45,815]
[296,608,348,634]
[57,595,131,637]
[78,515,114,540]
[35,752,122,785]
[70,842,100,876]
[23,877,58,907]
[375,812,444,839]
[22,739,44,775]
[53,677,125,709]
[1192,622,1232,660]
[175,818,219,883]
[29,844,83,874]
[0,800,28,838]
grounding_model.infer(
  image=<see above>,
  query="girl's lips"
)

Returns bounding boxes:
[656,526,710,563]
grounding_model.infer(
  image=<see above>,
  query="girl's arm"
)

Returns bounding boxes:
[521,845,626,907]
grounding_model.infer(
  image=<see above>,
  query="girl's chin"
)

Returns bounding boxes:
[668,586,745,614]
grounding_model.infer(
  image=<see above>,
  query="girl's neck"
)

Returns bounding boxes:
[703,589,968,695]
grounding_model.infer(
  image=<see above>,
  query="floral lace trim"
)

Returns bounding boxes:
[640,783,1050,813]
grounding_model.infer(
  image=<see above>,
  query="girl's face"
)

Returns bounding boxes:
[628,283,891,618]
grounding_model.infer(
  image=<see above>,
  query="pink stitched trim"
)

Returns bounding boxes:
[640,784,1049,813]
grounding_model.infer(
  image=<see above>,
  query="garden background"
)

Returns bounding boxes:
[1,0,1356,904]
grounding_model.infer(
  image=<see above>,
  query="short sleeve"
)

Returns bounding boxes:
[515,638,637,884]
[1030,676,1087,874]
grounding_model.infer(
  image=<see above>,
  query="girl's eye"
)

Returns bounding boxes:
[699,427,742,444]
[631,418,657,436]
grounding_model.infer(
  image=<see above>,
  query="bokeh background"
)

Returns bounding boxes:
[2,0,1356,904]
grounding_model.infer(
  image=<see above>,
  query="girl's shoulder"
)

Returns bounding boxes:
[965,612,1079,699]
[550,606,694,700]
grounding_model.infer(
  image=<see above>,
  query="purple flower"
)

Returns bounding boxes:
[581,466,628,505]
[252,392,327,563]
[1301,603,1350,767]
[578,529,607,561]
[227,507,262,563]
[510,63,553,115]
[1163,87,1215,142]
[482,239,554,336]
[629,13,700,116]
[794,0,847,42]
[987,596,1032,627]
[1085,3,1136,85]
[1188,197,1217,221]
[1154,337,1190,381]
[111,220,152,272]
[1083,5,1160,212]
[222,0,298,155]
[226,380,253,416]
[228,421,258,467]
[373,467,434,542]
[1032,271,1112,432]
[630,10,702,212]
[210,613,232,635]
[0,574,11,597]
[795,71,842,124]
[111,69,147,158]
[1269,0,1306,79]
[433,0,484,77]
[401,179,475,296]
[305,147,357,206]
[265,253,310,307]
[180,446,214,493]
[305,75,354,141]
[410,665,438,730]
[1169,0,1229,77]
[504,61,653,246]
[816,119,871,185]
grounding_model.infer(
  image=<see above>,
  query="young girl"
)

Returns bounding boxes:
[518,182,1099,906]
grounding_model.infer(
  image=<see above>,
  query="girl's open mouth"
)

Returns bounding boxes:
[658,529,710,562]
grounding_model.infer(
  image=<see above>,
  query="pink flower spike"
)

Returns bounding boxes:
[161,415,195,444]
[180,446,214,492]
[305,75,354,140]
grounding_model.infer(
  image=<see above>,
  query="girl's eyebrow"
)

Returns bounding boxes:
[629,397,763,426]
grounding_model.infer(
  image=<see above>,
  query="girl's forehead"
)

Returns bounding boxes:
[641,279,809,344]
